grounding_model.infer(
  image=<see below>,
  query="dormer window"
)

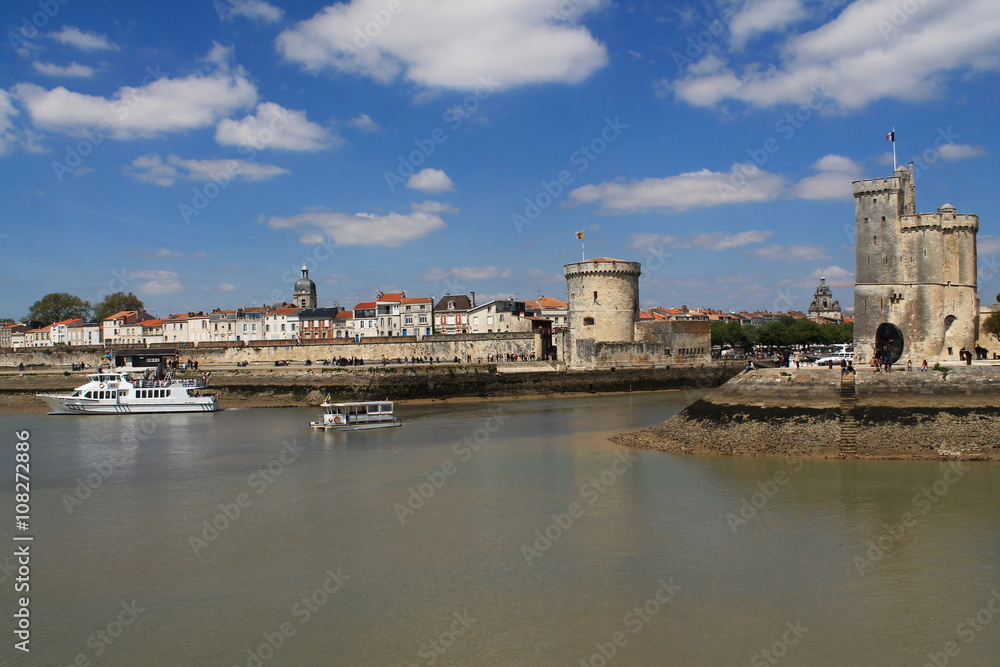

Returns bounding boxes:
[448,300,456,310]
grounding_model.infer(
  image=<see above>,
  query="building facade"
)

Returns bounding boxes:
[853,164,979,363]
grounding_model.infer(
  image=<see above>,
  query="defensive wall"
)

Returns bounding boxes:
[614,366,1000,460]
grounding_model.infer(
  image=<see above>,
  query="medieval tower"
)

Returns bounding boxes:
[853,164,979,363]
[564,258,641,366]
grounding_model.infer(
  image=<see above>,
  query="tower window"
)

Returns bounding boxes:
[593,291,598,302]
[872,198,877,205]
[881,216,886,223]
[583,317,595,326]
[873,235,877,245]
[864,217,869,224]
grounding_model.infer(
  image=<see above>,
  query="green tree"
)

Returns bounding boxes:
[21,293,91,326]
[983,311,1000,343]
[93,292,146,321]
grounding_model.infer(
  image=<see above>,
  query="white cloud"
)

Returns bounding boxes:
[226,0,284,22]
[348,113,380,131]
[32,61,96,78]
[155,248,183,258]
[49,26,118,51]
[753,245,829,261]
[790,154,863,200]
[669,0,1000,110]
[126,270,184,294]
[808,266,853,283]
[628,230,773,251]
[216,102,338,151]
[568,165,787,212]
[324,273,351,283]
[14,52,257,139]
[938,144,988,160]
[0,90,19,155]
[425,266,514,282]
[406,168,454,193]
[729,0,808,50]
[264,208,447,246]
[276,0,608,90]
[978,236,1000,256]
[219,283,237,292]
[411,200,458,214]
[125,154,290,186]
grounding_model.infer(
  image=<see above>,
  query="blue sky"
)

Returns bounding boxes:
[2,0,998,319]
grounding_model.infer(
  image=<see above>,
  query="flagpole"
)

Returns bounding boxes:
[892,126,897,170]
[582,238,585,262]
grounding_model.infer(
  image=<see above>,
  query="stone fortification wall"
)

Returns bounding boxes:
[615,367,1000,460]
[0,333,540,367]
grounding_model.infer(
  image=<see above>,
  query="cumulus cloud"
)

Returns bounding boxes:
[125,154,289,186]
[808,266,853,283]
[276,0,608,90]
[0,90,19,155]
[264,208,447,246]
[14,50,256,139]
[406,168,454,193]
[126,270,184,294]
[568,165,787,212]
[753,245,829,261]
[32,61,96,78]
[978,236,1000,256]
[348,113,380,131]
[216,102,338,151]
[938,143,988,160]
[729,0,809,50]
[219,283,237,292]
[420,266,514,282]
[48,26,118,51]
[790,154,863,200]
[668,0,1000,110]
[225,0,283,22]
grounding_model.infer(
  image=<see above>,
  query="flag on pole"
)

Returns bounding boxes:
[885,131,895,142]
[576,231,584,240]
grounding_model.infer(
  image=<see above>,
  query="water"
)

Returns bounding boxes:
[2,392,999,666]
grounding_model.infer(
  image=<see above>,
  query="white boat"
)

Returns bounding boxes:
[310,400,401,430]
[38,368,219,415]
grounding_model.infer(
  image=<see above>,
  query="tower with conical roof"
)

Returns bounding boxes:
[293,265,317,308]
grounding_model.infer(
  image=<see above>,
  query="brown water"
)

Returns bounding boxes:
[2,392,999,666]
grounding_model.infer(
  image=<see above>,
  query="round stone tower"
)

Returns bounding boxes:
[564,258,641,343]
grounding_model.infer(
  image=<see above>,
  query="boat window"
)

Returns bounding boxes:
[84,391,92,398]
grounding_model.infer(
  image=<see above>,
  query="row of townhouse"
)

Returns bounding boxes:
[3,294,571,349]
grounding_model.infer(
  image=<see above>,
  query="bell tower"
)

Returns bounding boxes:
[293,265,318,309]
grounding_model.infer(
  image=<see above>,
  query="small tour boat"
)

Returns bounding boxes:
[38,368,219,415]
[310,400,402,430]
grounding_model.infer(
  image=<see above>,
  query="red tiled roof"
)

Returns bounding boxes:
[104,310,137,321]
[353,302,376,309]
[377,293,405,302]
[400,297,432,304]
[139,319,163,326]
[335,311,354,319]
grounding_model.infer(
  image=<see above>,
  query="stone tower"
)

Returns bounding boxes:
[293,265,318,309]
[564,258,641,365]
[853,164,979,363]
[808,276,842,322]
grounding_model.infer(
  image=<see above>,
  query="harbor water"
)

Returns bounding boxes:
[2,391,999,665]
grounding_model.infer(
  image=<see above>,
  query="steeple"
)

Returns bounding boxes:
[293,264,317,308]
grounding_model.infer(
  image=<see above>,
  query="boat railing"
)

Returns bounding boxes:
[131,378,208,388]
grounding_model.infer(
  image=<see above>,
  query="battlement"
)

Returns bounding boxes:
[900,212,979,232]
[853,176,902,195]
[564,259,641,278]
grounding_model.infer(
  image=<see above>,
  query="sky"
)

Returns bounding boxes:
[2,0,999,320]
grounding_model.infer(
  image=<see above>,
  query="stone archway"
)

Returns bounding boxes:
[875,323,904,364]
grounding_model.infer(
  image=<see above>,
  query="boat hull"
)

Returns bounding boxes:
[309,420,401,431]
[38,394,218,415]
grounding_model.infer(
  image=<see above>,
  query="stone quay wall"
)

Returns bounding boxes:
[614,366,1000,460]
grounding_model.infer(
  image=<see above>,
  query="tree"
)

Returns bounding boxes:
[21,293,91,326]
[93,292,146,321]
[984,311,1000,343]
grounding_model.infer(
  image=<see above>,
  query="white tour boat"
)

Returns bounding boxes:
[310,400,401,430]
[38,369,219,415]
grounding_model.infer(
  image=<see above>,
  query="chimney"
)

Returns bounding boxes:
[470,291,476,308]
